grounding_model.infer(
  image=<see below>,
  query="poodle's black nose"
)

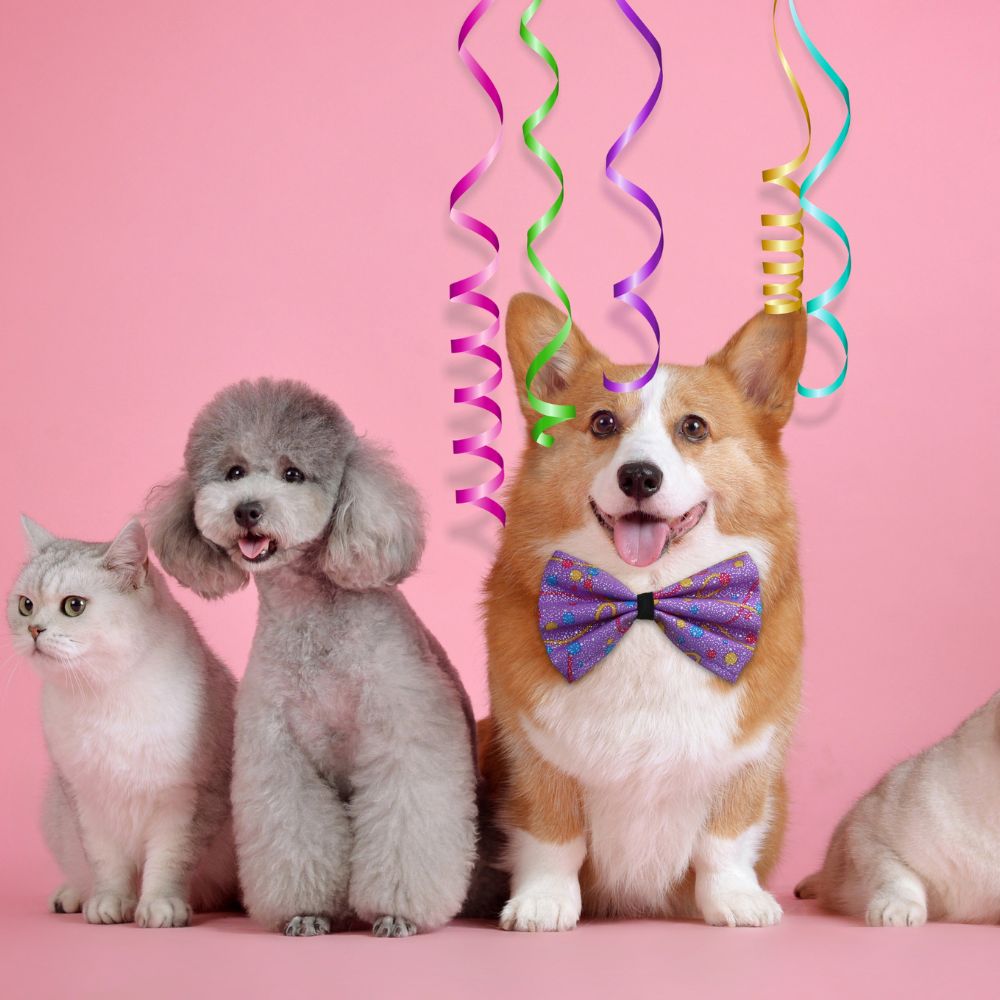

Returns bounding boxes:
[234,501,264,528]
[617,462,663,499]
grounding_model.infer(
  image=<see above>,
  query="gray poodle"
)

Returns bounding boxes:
[146,378,478,937]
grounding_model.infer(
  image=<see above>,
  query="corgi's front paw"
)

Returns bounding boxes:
[372,915,417,938]
[136,895,192,928]
[283,914,332,937]
[500,891,581,932]
[699,886,782,928]
[866,892,926,927]
[49,885,83,914]
[83,892,137,925]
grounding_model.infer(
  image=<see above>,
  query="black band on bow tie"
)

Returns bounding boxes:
[636,591,655,620]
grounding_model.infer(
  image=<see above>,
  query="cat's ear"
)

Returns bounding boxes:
[145,474,248,599]
[103,518,149,590]
[20,515,56,555]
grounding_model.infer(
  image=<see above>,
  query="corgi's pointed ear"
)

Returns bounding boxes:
[708,309,807,428]
[21,515,56,555]
[505,293,601,422]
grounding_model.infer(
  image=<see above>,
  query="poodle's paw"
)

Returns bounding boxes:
[83,892,137,925]
[372,915,417,938]
[136,896,192,928]
[700,886,783,928]
[283,914,332,937]
[500,891,581,932]
[49,885,83,914]
[866,892,927,927]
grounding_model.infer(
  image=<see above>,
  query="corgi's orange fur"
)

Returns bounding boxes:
[482,293,806,930]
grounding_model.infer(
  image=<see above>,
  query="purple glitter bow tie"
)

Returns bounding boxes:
[539,551,762,684]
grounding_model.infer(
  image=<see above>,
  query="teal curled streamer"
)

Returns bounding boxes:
[789,0,851,398]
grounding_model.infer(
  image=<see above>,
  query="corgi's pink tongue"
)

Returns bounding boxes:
[238,536,269,559]
[613,516,670,567]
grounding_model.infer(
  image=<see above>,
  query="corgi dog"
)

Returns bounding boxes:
[481,293,807,930]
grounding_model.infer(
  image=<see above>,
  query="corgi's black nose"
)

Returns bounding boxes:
[618,462,662,499]
[234,501,264,528]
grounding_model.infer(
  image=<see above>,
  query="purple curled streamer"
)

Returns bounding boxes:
[604,0,664,394]
[449,0,505,524]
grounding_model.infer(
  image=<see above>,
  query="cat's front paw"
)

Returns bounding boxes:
[866,892,927,927]
[283,914,332,937]
[84,892,137,925]
[500,891,581,932]
[136,896,192,928]
[372,915,417,938]
[699,886,782,927]
[49,885,83,914]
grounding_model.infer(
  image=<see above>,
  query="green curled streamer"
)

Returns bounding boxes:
[789,0,850,398]
[520,0,575,447]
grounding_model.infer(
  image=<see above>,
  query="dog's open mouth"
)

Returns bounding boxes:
[237,534,278,563]
[590,498,708,567]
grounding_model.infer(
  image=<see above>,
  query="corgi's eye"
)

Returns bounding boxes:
[226,465,247,482]
[680,415,709,442]
[283,467,305,484]
[590,411,618,438]
[61,596,87,617]
[17,596,33,616]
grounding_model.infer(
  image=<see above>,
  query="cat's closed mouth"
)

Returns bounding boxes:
[237,534,278,563]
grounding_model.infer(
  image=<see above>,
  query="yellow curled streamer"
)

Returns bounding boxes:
[761,0,811,315]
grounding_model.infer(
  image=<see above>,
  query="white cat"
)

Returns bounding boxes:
[796,691,1000,926]
[7,516,237,927]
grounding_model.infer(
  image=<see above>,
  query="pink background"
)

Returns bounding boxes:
[2,1,999,997]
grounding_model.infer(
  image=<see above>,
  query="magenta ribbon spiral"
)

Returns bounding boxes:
[603,0,664,393]
[449,0,505,524]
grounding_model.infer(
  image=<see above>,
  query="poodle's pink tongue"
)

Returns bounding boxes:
[613,516,670,567]
[238,536,269,559]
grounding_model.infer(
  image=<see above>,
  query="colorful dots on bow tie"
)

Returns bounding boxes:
[690,625,704,638]
[546,574,558,586]
[724,652,738,666]
[545,621,557,631]
[734,560,745,568]
[562,612,574,624]
[681,578,694,587]
[569,642,582,655]
[570,569,583,581]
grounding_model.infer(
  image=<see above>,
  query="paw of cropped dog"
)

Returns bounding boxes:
[372,915,417,938]
[500,892,581,932]
[283,914,332,937]
[701,887,783,927]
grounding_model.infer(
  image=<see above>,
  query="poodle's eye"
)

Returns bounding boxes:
[680,415,710,443]
[283,467,305,484]
[61,596,87,618]
[225,465,247,482]
[17,596,33,616]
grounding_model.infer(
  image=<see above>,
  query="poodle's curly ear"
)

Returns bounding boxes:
[145,474,248,599]
[321,441,426,590]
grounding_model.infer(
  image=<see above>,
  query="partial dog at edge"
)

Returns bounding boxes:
[480,293,807,930]
[147,378,479,937]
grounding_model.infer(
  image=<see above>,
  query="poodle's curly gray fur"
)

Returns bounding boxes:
[147,378,479,935]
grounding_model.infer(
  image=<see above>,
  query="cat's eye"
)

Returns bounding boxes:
[680,414,710,443]
[590,410,618,438]
[225,465,246,482]
[283,467,305,484]
[17,596,33,616]
[61,596,87,618]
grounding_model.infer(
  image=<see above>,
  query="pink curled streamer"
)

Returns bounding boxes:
[449,0,505,525]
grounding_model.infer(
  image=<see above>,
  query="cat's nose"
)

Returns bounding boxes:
[234,501,264,529]
[28,625,45,640]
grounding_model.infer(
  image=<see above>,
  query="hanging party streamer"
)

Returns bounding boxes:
[603,0,664,394]
[520,0,575,447]
[449,0,505,523]
[789,0,850,398]
[761,0,811,316]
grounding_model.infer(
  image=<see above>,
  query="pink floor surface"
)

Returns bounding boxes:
[3,889,996,1000]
